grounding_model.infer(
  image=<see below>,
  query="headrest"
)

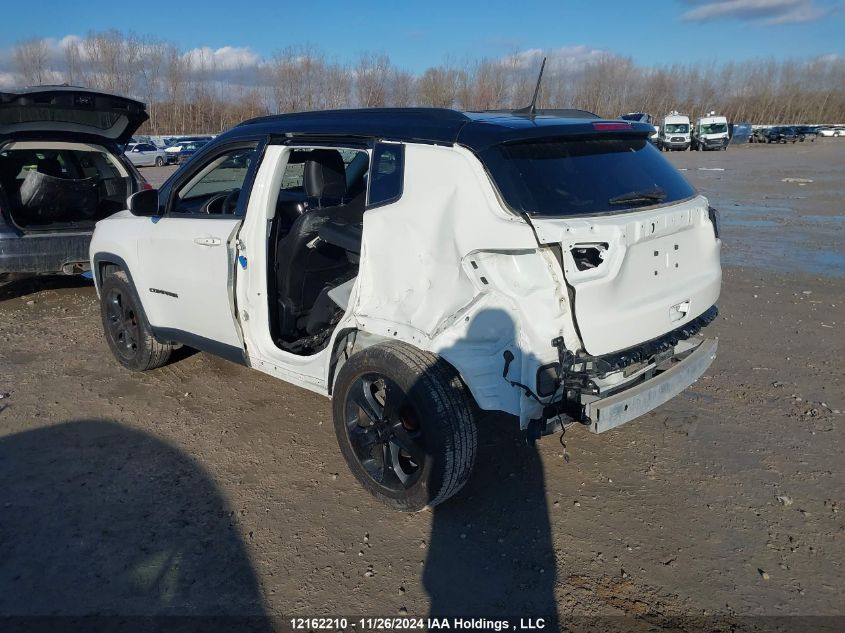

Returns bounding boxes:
[37,157,63,179]
[304,149,346,200]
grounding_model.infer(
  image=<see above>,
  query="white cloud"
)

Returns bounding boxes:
[183,46,260,71]
[504,46,612,72]
[682,0,828,24]
[0,71,18,88]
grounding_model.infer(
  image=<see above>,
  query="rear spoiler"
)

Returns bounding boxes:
[459,120,653,151]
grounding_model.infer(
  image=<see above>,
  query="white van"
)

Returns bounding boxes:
[693,115,729,151]
[658,112,691,151]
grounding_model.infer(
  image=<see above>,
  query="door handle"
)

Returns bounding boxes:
[194,237,222,246]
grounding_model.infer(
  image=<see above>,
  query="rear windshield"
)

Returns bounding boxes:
[481,136,696,217]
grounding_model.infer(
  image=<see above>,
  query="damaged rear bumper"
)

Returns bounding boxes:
[584,338,717,433]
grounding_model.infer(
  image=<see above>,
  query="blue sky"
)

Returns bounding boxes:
[1,0,843,71]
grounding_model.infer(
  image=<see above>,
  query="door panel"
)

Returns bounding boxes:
[136,216,243,348]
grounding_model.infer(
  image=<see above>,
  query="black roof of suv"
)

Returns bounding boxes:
[229,108,654,152]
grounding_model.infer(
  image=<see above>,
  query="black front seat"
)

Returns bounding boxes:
[275,150,357,339]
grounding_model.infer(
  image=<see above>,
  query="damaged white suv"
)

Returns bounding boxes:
[90,108,721,511]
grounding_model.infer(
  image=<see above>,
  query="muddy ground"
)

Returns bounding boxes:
[0,141,843,629]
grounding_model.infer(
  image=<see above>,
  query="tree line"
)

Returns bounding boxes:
[10,30,845,135]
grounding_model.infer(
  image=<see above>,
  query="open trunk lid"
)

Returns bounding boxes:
[477,126,721,356]
[0,86,148,145]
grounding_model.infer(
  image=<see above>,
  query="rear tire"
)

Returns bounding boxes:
[99,266,172,371]
[332,342,478,512]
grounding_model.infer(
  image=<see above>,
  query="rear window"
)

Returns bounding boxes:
[480,136,696,217]
[368,143,404,207]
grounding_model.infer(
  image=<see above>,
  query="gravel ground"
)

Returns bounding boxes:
[1,141,843,629]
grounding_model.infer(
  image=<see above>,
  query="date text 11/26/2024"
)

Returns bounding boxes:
[290,617,548,631]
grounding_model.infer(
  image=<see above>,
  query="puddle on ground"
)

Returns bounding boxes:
[715,200,845,277]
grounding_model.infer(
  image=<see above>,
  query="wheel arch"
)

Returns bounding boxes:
[93,251,168,345]
[91,252,135,296]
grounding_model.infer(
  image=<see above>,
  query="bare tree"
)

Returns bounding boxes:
[391,70,416,107]
[13,29,845,135]
[62,38,85,86]
[355,52,391,107]
[13,38,51,86]
[416,66,460,107]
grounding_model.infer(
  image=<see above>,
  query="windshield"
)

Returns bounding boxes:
[480,136,696,217]
[665,123,689,134]
[701,123,727,134]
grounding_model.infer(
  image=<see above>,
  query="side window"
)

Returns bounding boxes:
[172,146,256,215]
[279,150,308,192]
[367,143,404,207]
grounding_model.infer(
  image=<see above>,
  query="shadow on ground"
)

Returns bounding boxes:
[424,411,558,625]
[0,419,271,628]
[0,274,92,301]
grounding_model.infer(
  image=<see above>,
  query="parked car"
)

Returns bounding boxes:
[163,136,211,161]
[90,108,721,511]
[794,125,818,142]
[750,127,768,143]
[125,142,169,167]
[765,126,799,143]
[175,139,209,164]
[816,126,843,137]
[0,86,147,278]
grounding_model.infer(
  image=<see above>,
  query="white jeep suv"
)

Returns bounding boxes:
[90,108,722,511]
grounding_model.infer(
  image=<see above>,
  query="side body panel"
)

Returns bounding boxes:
[91,211,244,350]
[351,144,577,425]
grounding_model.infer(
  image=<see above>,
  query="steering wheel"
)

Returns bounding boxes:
[203,188,241,214]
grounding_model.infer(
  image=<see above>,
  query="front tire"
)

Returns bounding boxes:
[332,342,478,512]
[100,267,173,371]
[155,156,164,166]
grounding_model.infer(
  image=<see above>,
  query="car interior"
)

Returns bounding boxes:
[0,143,131,231]
[172,149,254,215]
[268,147,369,355]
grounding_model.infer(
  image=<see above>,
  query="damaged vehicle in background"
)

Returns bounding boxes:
[0,86,148,279]
[90,108,722,511]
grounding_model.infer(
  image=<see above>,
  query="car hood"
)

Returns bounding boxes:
[0,86,148,145]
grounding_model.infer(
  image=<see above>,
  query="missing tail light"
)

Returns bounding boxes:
[536,363,561,397]
[571,243,608,271]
